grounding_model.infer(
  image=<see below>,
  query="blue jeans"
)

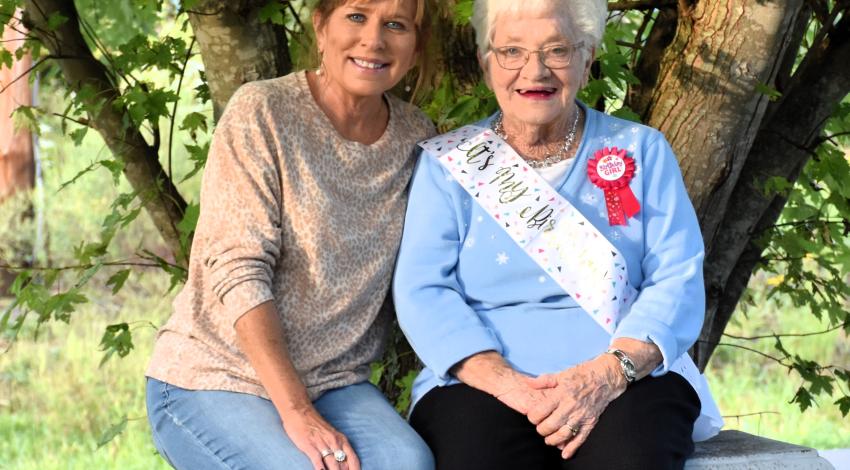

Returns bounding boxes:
[146,378,434,470]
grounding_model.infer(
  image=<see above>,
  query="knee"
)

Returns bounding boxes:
[365,434,434,470]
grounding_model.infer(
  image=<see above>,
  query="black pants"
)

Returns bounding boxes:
[410,373,700,470]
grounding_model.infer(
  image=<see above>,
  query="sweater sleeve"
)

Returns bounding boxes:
[612,133,705,375]
[393,152,503,381]
[198,83,282,327]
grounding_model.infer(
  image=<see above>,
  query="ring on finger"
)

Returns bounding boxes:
[566,423,580,436]
[320,448,333,458]
[334,449,347,462]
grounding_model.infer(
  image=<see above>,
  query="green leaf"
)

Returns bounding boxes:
[393,369,418,414]
[369,362,384,386]
[454,0,474,25]
[755,82,782,101]
[46,12,69,30]
[258,1,286,25]
[181,141,210,182]
[611,106,642,123]
[69,126,88,146]
[11,106,40,134]
[836,396,850,417]
[0,48,12,70]
[177,202,199,259]
[790,386,814,412]
[106,270,131,295]
[180,111,208,134]
[100,159,125,185]
[96,415,128,449]
[99,323,134,366]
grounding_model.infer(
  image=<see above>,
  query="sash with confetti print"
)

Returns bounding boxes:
[419,123,724,442]
[419,123,637,335]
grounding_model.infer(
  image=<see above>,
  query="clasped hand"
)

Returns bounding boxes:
[499,357,628,460]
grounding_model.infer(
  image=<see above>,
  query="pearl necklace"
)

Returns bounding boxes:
[492,106,582,169]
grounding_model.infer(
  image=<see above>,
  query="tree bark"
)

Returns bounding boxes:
[696,12,850,368]
[188,0,292,120]
[22,0,188,263]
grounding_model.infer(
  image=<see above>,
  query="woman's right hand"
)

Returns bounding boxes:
[279,404,361,470]
[493,375,551,415]
[453,351,549,415]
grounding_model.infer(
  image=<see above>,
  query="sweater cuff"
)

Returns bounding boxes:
[426,326,503,382]
[221,278,275,327]
[611,317,677,377]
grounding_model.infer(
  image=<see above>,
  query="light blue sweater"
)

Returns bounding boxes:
[393,104,706,411]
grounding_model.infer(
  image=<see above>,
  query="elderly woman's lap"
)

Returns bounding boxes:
[410,373,700,470]
[146,378,434,470]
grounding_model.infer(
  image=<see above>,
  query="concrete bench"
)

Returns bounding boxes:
[686,430,834,469]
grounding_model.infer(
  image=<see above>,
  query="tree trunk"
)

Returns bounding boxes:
[189,0,292,119]
[696,13,850,368]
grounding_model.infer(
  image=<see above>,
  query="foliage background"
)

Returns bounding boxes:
[0,0,848,467]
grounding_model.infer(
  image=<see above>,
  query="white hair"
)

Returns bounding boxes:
[470,0,607,56]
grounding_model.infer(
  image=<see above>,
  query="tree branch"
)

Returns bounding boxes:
[608,0,677,11]
[21,0,188,264]
[168,36,197,181]
[723,322,847,340]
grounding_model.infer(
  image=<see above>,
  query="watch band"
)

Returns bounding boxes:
[606,348,637,383]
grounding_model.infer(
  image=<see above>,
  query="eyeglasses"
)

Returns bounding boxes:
[490,43,585,70]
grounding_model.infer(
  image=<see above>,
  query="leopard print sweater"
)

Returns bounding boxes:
[146,71,435,400]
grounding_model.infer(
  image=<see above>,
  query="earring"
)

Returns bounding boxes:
[404,84,412,92]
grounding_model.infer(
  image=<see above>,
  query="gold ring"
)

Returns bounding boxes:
[567,423,579,436]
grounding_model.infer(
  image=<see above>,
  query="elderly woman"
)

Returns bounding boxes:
[144,1,436,469]
[393,0,722,468]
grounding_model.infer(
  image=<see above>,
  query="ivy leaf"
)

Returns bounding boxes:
[99,323,134,366]
[106,269,131,295]
[393,369,418,414]
[96,415,128,449]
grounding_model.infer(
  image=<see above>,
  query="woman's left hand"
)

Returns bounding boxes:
[525,355,628,459]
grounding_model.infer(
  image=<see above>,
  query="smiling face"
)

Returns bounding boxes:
[482,9,592,129]
[313,0,420,99]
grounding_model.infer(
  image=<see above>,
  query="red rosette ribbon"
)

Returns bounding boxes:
[587,147,639,226]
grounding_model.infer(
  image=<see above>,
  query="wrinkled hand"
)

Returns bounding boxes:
[526,356,627,459]
[493,373,553,416]
[280,405,361,470]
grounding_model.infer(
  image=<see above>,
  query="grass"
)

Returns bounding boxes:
[705,287,850,450]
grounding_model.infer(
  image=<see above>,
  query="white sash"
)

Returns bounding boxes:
[419,123,723,441]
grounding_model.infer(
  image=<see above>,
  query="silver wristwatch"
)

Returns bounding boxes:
[606,348,637,384]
